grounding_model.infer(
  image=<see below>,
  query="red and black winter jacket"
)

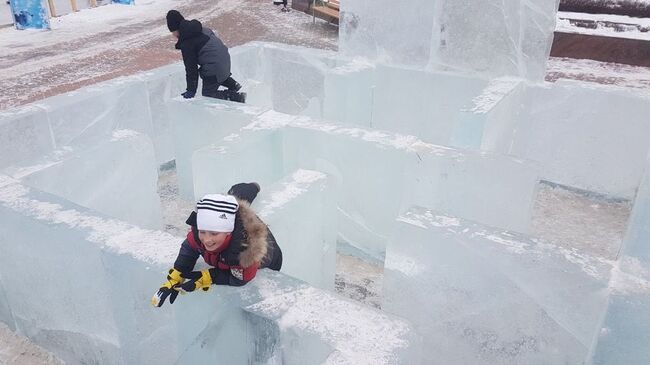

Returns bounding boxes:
[172,183,282,286]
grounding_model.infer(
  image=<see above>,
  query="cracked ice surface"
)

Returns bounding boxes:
[340,0,560,80]
[386,206,614,364]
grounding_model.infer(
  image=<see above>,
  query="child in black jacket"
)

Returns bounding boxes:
[166,10,246,102]
[152,183,282,307]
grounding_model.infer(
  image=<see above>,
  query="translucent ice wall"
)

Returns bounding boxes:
[192,161,339,290]
[385,206,612,364]
[192,109,539,258]
[340,0,560,81]
[0,105,55,169]
[167,98,269,198]
[0,176,418,364]
[227,42,526,151]
[589,153,650,364]
[488,82,650,199]
[4,130,162,229]
[229,42,339,119]
[253,170,337,291]
[0,64,185,167]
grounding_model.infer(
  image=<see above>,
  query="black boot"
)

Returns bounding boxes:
[212,90,246,103]
[228,90,247,103]
[222,76,242,92]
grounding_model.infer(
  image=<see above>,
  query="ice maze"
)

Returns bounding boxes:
[1,3,650,364]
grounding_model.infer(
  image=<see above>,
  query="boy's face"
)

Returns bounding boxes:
[198,230,230,252]
[172,30,179,39]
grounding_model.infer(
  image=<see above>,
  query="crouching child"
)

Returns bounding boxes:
[152,182,282,307]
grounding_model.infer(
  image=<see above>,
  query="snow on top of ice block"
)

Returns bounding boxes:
[0,176,181,265]
[243,110,306,130]
[6,130,144,179]
[609,256,650,295]
[257,170,327,218]
[331,58,376,75]
[398,206,614,281]
[223,133,239,141]
[246,282,413,364]
[111,129,140,141]
[245,110,468,157]
[176,96,266,115]
[0,104,45,119]
[397,210,461,229]
[4,147,74,179]
[384,251,427,277]
[464,77,521,114]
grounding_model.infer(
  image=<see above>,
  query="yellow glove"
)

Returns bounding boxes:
[179,269,214,292]
[151,268,184,307]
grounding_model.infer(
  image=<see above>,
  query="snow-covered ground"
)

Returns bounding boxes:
[546,57,650,91]
[0,0,337,110]
[557,11,650,39]
[0,323,63,365]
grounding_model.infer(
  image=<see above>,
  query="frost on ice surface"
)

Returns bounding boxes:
[1,1,650,360]
[246,284,415,364]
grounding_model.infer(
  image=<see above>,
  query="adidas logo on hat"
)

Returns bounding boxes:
[196,193,239,232]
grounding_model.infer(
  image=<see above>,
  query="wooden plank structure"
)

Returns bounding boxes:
[47,0,57,17]
[46,0,108,18]
[311,0,339,25]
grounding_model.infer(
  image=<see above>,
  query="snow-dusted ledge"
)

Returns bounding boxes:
[0,175,419,364]
[385,205,650,364]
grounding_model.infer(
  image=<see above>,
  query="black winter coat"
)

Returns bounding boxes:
[175,19,232,94]
[173,183,282,286]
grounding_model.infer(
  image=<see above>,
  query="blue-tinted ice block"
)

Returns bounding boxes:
[339,0,437,67]
[192,126,285,199]
[36,77,154,149]
[198,109,537,258]
[137,63,186,164]
[455,77,524,150]
[168,97,269,198]
[340,0,558,81]
[371,66,491,146]
[431,0,559,81]
[402,141,538,235]
[507,82,650,199]
[0,176,262,364]
[244,271,422,364]
[6,130,162,229]
[254,170,337,290]
[282,119,538,256]
[10,0,50,30]
[230,42,339,118]
[385,206,612,364]
[193,125,338,289]
[323,59,375,127]
[589,153,650,364]
[258,44,337,118]
[0,177,156,363]
[0,174,422,363]
[0,105,54,169]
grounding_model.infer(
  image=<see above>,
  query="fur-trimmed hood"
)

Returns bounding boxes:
[236,199,269,268]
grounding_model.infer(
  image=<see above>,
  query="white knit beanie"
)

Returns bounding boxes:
[196,194,239,232]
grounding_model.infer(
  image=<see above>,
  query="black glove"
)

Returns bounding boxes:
[179,269,217,292]
[151,268,184,307]
[181,90,196,99]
